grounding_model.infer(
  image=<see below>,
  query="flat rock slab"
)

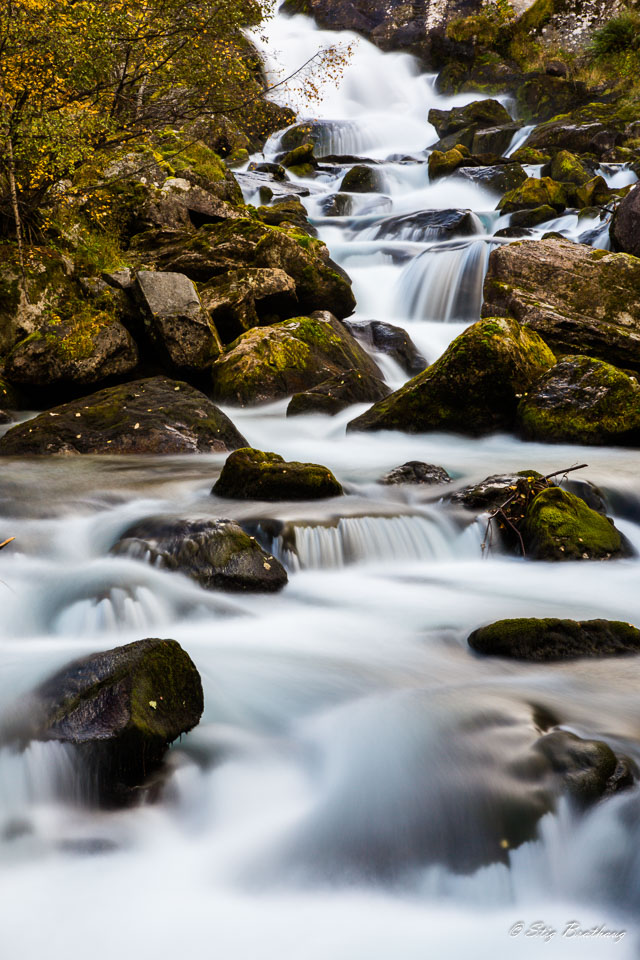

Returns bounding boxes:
[469,618,640,661]
[0,376,247,455]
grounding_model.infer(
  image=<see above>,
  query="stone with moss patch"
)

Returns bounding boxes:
[518,355,640,446]
[287,368,391,416]
[9,638,203,806]
[0,376,246,456]
[499,177,568,214]
[482,237,640,373]
[347,317,555,436]
[211,311,382,406]
[521,486,625,560]
[469,617,640,661]
[213,447,343,500]
[113,517,287,592]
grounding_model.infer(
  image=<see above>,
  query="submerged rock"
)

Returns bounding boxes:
[482,238,640,373]
[212,447,343,501]
[7,638,203,805]
[469,617,640,662]
[521,487,625,561]
[380,462,451,485]
[343,319,427,375]
[0,377,247,456]
[518,355,640,446]
[211,312,382,406]
[347,317,555,435]
[113,518,287,592]
[286,369,390,416]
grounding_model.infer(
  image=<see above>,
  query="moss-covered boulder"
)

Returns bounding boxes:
[521,486,625,561]
[611,183,640,257]
[0,376,246,456]
[343,319,426,376]
[339,164,381,193]
[515,76,589,122]
[575,175,612,209]
[280,142,317,174]
[522,102,628,160]
[428,147,466,180]
[429,100,512,138]
[469,617,640,662]
[9,638,203,805]
[498,177,568,214]
[509,204,557,228]
[518,355,640,446]
[211,311,382,406]
[212,447,343,500]
[482,238,640,373]
[113,517,287,592]
[347,317,555,435]
[543,150,592,186]
[146,219,356,320]
[286,368,390,416]
[455,162,527,195]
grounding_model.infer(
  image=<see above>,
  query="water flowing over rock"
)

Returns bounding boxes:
[3,639,203,806]
[0,377,247,455]
[482,238,640,373]
[286,368,390,416]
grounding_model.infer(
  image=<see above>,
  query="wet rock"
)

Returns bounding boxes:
[287,369,391,416]
[534,731,633,805]
[280,142,318,177]
[113,517,287,592]
[470,124,521,156]
[136,271,220,374]
[255,197,317,236]
[611,183,640,257]
[508,205,557,228]
[340,165,380,193]
[428,146,466,180]
[212,447,343,500]
[347,317,555,435]
[523,117,624,160]
[0,376,247,456]
[234,169,311,201]
[211,311,382,406]
[469,617,640,662]
[200,268,298,345]
[575,175,612,209]
[6,638,203,806]
[542,149,593,186]
[518,355,640,446]
[13,320,136,396]
[369,209,480,243]
[521,486,625,561]
[429,99,512,138]
[515,76,589,122]
[450,470,542,511]
[482,238,640,373]
[380,462,451,485]
[455,162,527,194]
[343,319,427,375]
[324,193,353,217]
[498,177,568,215]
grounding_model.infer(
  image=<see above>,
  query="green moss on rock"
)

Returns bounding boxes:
[499,176,568,214]
[212,447,343,500]
[347,316,555,435]
[469,617,640,661]
[521,486,625,560]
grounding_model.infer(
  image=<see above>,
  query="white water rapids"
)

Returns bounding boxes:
[1,11,640,959]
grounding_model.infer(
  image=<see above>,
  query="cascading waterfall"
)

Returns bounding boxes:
[2,8,640,960]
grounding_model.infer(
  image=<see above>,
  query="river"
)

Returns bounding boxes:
[0,9,639,959]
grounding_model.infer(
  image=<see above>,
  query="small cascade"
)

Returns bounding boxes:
[363,209,484,244]
[53,584,169,636]
[397,239,491,323]
[272,512,466,570]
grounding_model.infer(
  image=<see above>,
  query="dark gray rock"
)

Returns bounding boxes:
[611,183,640,258]
[469,617,640,662]
[286,369,391,417]
[343,319,427,375]
[380,461,451,485]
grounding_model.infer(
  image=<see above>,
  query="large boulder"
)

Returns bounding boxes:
[4,638,203,805]
[521,486,625,561]
[469,617,640,662]
[113,517,287,592]
[145,219,356,320]
[482,239,640,373]
[211,312,382,406]
[347,317,555,435]
[3,310,138,397]
[429,99,512,138]
[200,268,298,345]
[343,319,427,375]
[0,376,247,456]
[611,183,640,258]
[518,355,640,446]
[340,165,381,193]
[498,177,568,214]
[286,369,391,416]
[136,271,221,374]
[213,447,343,500]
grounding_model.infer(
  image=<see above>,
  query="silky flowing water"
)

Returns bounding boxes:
[1,12,640,959]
